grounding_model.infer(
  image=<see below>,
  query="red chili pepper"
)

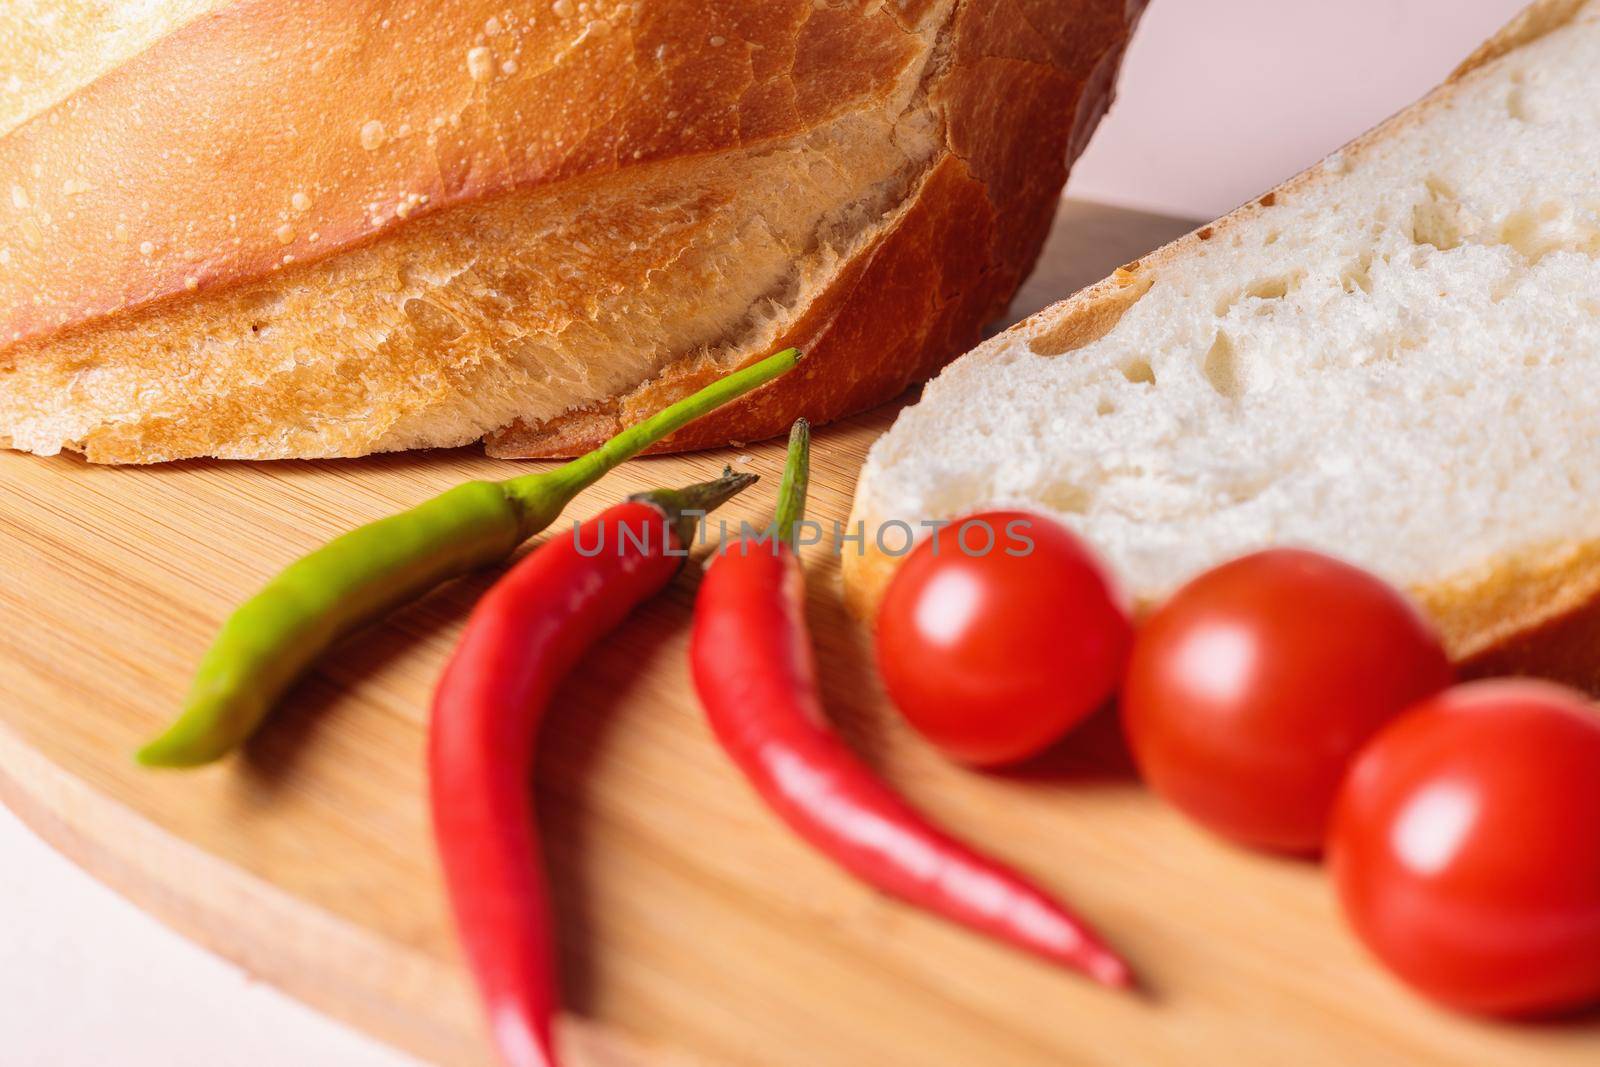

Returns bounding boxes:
[691,422,1133,987]
[430,469,757,1067]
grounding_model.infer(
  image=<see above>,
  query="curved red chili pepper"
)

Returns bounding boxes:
[430,471,755,1067]
[690,423,1132,987]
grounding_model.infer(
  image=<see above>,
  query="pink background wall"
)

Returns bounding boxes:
[1072,0,1531,219]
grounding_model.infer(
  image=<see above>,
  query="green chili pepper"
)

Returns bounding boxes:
[137,348,802,768]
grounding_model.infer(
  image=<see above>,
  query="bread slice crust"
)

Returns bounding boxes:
[844,0,1600,686]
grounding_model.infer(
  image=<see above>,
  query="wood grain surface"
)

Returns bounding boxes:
[2,202,1596,1067]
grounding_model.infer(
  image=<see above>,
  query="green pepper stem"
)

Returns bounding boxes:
[505,347,800,535]
[632,468,759,546]
[773,419,810,549]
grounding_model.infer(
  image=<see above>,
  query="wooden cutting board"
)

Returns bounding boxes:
[2,203,1596,1067]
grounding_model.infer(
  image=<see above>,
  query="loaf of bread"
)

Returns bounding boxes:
[0,0,1144,463]
[846,0,1600,686]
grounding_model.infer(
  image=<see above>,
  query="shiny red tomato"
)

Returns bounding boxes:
[875,511,1131,766]
[1329,679,1600,1016]
[1122,549,1452,853]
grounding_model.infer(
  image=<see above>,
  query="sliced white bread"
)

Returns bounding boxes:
[844,0,1600,687]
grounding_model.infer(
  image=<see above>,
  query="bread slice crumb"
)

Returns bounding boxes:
[848,0,1600,672]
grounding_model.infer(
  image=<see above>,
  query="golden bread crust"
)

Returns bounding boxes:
[0,0,1144,462]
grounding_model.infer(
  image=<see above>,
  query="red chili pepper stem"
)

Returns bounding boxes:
[772,418,810,549]
[630,467,758,548]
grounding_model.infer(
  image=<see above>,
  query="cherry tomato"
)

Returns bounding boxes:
[875,511,1131,766]
[1122,549,1451,853]
[1329,679,1600,1016]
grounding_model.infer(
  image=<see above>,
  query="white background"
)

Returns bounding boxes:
[0,1,1532,1064]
